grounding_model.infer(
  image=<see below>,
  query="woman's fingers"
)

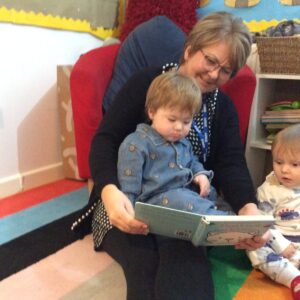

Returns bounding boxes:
[102,187,149,234]
[110,210,149,235]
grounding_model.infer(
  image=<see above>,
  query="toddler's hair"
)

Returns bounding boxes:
[145,71,201,116]
[272,124,300,158]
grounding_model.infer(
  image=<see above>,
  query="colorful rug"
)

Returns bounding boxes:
[0,180,292,299]
[0,179,88,279]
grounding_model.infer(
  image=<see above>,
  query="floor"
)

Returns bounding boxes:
[0,179,292,300]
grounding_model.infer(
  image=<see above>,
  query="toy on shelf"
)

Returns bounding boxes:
[269,100,300,110]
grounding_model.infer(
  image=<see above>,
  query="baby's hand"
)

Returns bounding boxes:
[194,174,210,198]
[281,243,296,258]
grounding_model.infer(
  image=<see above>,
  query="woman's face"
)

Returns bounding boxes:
[179,41,233,93]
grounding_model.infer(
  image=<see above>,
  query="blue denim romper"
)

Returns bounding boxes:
[118,124,227,215]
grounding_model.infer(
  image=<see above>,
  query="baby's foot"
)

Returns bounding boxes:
[291,275,300,300]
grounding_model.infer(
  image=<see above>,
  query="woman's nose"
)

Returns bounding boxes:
[208,68,220,80]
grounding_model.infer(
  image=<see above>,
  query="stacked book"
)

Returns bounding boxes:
[261,100,300,144]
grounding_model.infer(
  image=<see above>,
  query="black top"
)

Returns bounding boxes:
[91,67,256,211]
[72,67,257,239]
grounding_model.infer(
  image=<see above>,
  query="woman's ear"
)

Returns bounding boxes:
[183,45,191,61]
[230,70,237,78]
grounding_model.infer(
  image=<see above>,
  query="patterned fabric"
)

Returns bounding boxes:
[187,90,218,159]
[92,202,112,249]
[119,0,199,41]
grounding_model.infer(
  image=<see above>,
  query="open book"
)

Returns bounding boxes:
[135,202,274,246]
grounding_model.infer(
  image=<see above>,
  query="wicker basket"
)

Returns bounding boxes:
[256,36,300,75]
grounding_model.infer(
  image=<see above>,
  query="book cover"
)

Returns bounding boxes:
[135,202,274,246]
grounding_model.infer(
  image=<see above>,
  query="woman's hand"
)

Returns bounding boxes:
[101,184,149,235]
[234,203,270,250]
[238,202,260,216]
[235,231,270,251]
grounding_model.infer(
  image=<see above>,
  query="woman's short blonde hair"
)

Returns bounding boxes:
[272,124,300,159]
[181,11,252,73]
[145,71,201,116]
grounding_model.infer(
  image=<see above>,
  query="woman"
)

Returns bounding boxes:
[72,12,267,300]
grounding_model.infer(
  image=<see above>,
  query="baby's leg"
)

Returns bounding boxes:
[269,231,300,268]
[248,246,300,288]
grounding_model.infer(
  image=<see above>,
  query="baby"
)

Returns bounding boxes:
[247,124,300,300]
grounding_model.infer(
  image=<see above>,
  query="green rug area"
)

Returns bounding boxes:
[208,246,252,300]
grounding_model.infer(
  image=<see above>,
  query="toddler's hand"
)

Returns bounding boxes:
[194,174,210,197]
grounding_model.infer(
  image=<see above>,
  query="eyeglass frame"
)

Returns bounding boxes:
[199,49,234,78]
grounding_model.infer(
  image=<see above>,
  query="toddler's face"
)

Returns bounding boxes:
[273,152,300,189]
[148,106,192,142]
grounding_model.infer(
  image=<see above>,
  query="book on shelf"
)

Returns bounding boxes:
[134,202,274,246]
[261,109,300,124]
[261,117,300,124]
[265,123,293,132]
[264,109,300,116]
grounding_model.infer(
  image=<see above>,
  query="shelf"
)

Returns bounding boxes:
[257,73,300,80]
[245,73,300,188]
[249,140,271,150]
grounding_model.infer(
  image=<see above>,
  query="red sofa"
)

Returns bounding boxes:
[70,44,256,179]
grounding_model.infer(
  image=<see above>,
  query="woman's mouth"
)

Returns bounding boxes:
[197,75,216,92]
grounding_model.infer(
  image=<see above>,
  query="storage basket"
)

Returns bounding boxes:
[256,36,300,75]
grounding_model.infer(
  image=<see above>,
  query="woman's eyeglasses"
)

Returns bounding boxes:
[200,49,233,78]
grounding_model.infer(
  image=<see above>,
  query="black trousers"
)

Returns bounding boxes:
[101,227,214,300]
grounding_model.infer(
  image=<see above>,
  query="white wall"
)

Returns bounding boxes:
[0,23,103,198]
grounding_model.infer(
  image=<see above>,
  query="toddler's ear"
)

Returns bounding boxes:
[147,108,155,121]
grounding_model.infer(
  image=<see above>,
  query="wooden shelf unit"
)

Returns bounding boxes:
[245,73,300,188]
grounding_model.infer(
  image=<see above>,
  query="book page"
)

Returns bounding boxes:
[194,215,274,246]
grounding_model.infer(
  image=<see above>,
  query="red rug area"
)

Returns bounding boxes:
[0,179,86,217]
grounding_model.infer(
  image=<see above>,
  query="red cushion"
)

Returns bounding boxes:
[70,44,121,178]
[220,65,256,145]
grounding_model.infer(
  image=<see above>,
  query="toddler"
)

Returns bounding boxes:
[117,71,228,215]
